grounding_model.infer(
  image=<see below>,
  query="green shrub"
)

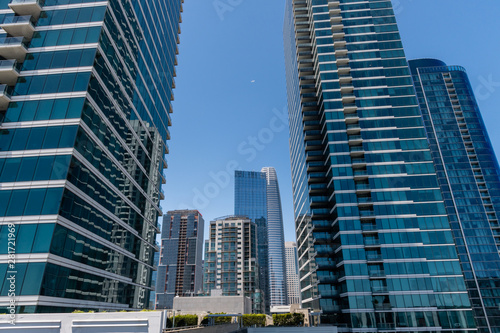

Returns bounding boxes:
[166,314,198,328]
[242,314,266,327]
[272,313,304,327]
[202,313,231,325]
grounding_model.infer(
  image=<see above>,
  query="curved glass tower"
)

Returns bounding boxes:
[235,167,288,313]
[262,167,288,308]
[284,0,475,330]
[410,59,500,333]
[0,0,182,312]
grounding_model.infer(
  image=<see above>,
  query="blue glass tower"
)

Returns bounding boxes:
[0,0,182,312]
[261,167,288,309]
[284,0,475,330]
[235,170,269,313]
[235,168,288,312]
[410,59,500,333]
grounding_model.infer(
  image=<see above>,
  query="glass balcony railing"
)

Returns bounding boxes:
[10,0,45,5]
[366,254,383,262]
[369,270,385,278]
[2,15,35,25]
[0,84,13,98]
[0,36,29,47]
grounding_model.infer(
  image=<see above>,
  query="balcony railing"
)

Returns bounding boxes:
[9,0,45,17]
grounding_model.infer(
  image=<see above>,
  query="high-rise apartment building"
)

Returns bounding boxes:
[410,59,500,333]
[203,216,261,313]
[284,0,475,330]
[235,168,288,312]
[155,210,204,310]
[285,242,301,305]
[0,0,182,313]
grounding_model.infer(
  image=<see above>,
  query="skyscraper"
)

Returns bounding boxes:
[203,216,261,313]
[261,167,288,308]
[234,170,269,312]
[410,58,500,333]
[155,210,204,310]
[285,242,301,306]
[0,0,182,313]
[235,167,288,311]
[284,0,475,330]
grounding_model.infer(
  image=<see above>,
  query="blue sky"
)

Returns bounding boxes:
[161,1,500,243]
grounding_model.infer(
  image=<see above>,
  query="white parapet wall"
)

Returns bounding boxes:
[0,311,167,333]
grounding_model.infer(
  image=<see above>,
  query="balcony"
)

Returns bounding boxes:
[361,223,377,233]
[0,84,12,109]
[1,15,36,39]
[360,209,375,217]
[364,238,380,247]
[353,170,368,180]
[0,59,20,85]
[9,0,44,19]
[352,158,367,168]
[349,145,364,156]
[0,36,29,62]
[366,254,383,263]
[344,112,359,122]
[348,134,363,145]
[369,270,386,279]
[372,286,388,294]
[374,303,392,311]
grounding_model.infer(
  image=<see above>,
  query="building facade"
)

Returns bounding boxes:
[261,167,288,308]
[410,59,500,333]
[155,210,204,310]
[203,216,261,313]
[285,242,301,305]
[235,168,288,312]
[284,0,475,330]
[0,0,182,312]
[234,170,269,312]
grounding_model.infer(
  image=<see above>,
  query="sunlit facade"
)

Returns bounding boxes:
[0,0,182,312]
[284,0,475,330]
[410,58,500,333]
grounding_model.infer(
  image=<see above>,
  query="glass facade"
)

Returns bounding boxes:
[155,210,204,310]
[235,168,288,313]
[410,59,500,333]
[261,167,288,308]
[0,0,182,312]
[235,170,269,313]
[284,0,475,331]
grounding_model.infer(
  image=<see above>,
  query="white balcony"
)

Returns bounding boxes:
[9,0,43,19]
[1,15,36,39]
[0,36,28,62]
[0,59,20,85]
[0,84,12,110]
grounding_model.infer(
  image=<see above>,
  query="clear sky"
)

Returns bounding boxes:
[161,0,500,243]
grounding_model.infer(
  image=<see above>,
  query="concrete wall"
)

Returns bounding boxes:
[0,311,166,333]
[173,296,252,314]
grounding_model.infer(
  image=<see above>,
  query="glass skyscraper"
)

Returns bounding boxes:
[235,167,288,312]
[410,58,500,333]
[0,0,182,312]
[235,170,269,312]
[261,167,288,308]
[284,0,475,330]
